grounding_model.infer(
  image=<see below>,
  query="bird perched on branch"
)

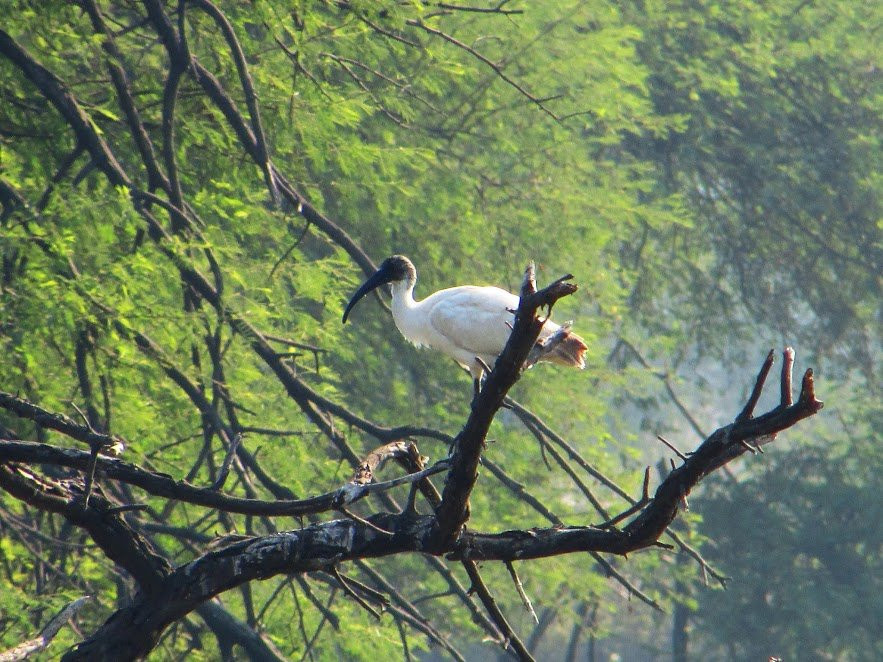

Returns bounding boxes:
[342,255,587,382]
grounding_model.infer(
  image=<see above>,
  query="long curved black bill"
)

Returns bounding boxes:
[342,267,393,323]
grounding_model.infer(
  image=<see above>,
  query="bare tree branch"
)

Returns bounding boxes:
[0,596,90,662]
[0,439,447,518]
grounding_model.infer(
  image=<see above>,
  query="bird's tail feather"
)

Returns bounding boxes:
[546,330,588,369]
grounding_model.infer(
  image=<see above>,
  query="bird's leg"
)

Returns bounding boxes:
[470,375,485,410]
[447,433,461,457]
[470,357,492,408]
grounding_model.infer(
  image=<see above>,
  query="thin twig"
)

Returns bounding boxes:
[298,587,336,662]
[336,505,394,537]
[331,566,381,620]
[406,19,560,121]
[436,2,524,15]
[590,552,663,612]
[598,467,652,529]
[656,435,688,461]
[81,445,101,509]
[462,560,535,661]
[736,349,775,422]
[781,346,794,406]
[505,561,538,624]
[211,433,243,490]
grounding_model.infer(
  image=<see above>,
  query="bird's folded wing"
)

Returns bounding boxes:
[426,286,518,356]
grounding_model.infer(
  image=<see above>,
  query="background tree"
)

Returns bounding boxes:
[612,2,881,658]
[691,400,882,661]
[0,1,875,660]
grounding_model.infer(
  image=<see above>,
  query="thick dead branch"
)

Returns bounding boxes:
[196,602,288,662]
[506,393,755,585]
[736,349,775,423]
[62,514,429,660]
[781,346,795,406]
[351,441,414,485]
[451,350,823,561]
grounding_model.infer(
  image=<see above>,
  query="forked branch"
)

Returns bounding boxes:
[432,263,578,549]
[450,349,823,562]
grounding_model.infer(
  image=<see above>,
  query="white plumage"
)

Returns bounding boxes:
[343,255,587,380]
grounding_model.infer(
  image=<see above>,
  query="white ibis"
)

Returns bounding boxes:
[342,255,587,381]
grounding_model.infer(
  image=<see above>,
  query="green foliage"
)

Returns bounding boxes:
[620,0,882,372]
